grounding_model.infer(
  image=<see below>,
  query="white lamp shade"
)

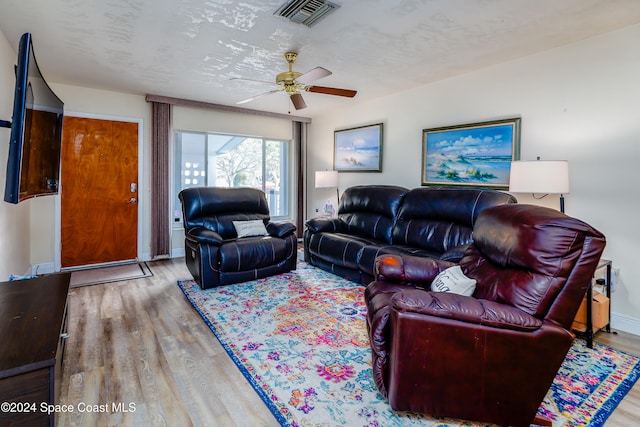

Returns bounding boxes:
[509,160,569,194]
[315,170,339,189]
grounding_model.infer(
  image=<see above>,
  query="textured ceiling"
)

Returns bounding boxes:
[1,0,640,117]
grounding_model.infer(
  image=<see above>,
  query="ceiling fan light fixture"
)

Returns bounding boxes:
[274,0,340,27]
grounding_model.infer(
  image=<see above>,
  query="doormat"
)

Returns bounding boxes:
[69,262,152,288]
[177,255,640,427]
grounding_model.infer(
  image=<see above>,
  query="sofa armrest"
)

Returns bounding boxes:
[375,254,455,284]
[392,289,543,332]
[440,244,470,262]
[305,217,346,233]
[186,227,224,245]
[266,221,296,238]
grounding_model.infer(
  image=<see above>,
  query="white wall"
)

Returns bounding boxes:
[307,24,640,335]
[0,30,31,279]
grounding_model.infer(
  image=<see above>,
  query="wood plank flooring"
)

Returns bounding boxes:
[56,258,640,426]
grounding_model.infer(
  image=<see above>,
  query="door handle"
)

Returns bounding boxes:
[126,197,137,204]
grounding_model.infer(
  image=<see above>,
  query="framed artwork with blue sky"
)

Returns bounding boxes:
[421,117,521,189]
[334,123,383,172]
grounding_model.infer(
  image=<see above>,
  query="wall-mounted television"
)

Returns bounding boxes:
[2,32,64,204]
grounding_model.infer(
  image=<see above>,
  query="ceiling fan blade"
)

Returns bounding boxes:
[307,85,357,98]
[296,67,332,85]
[237,89,281,105]
[290,93,307,110]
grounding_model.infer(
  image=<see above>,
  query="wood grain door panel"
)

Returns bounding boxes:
[61,117,138,268]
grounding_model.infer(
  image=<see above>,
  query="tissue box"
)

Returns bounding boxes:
[571,292,609,333]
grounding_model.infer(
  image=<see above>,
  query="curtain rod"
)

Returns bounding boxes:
[145,94,312,123]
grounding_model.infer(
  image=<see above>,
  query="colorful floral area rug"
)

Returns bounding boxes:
[177,256,640,427]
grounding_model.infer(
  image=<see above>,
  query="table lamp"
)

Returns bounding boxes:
[315,170,339,217]
[509,158,569,213]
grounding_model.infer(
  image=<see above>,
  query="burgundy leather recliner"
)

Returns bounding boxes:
[364,204,606,426]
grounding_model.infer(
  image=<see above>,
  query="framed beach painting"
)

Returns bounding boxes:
[334,123,383,172]
[421,118,521,189]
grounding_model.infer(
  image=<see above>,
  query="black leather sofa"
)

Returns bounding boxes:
[304,185,517,284]
[179,187,297,289]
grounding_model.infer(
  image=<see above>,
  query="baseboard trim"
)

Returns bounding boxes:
[171,247,186,258]
[611,312,640,336]
[32,250,183,275]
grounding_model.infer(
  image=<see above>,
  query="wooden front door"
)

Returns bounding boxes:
[61,117,138,268]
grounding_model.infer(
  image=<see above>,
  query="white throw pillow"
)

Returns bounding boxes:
[430,265,476,296]
[233,220,268,238]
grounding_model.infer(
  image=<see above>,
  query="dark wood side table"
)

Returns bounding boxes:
[0,273,71,427]
[584,259,613,348]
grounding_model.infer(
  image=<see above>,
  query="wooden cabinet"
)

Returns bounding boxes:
[0,273,71,427]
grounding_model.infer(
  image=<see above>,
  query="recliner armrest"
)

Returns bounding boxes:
[266,221,296,238]
[440,244,470,262]
[392,289,543,332]
[375,254,454,283]
[186,227,224,245]
[305,217,346,233]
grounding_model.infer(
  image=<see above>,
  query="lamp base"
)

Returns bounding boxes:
[322,199,337,218]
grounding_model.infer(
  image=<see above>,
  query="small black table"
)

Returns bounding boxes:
[584,259,612,348]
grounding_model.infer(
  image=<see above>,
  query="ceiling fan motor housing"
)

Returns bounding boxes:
[276,70,302,84]
[277,52,302,85]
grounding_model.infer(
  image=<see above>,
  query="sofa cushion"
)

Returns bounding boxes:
[392,187,516,254]
[219,236,288,271]
[306,232,382,271]
[338,185,408,244]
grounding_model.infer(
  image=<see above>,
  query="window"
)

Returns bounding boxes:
[173,131,290,223]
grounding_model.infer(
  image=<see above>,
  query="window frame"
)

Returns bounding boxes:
[172,130,292,226]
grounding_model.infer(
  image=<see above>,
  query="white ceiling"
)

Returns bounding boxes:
[2,0,640,118]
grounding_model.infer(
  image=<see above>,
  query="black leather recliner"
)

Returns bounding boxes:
[179,187,297,289]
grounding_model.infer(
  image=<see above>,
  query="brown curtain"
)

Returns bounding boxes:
[293,120,307,238]
[151,101,172,258]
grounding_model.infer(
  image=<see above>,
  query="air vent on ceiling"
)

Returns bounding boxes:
[275,0,340,27]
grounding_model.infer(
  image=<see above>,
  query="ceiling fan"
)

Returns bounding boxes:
[235,52,357,110]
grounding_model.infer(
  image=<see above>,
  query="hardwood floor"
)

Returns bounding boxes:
[57,258,277,427]
[57,258,640,426]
